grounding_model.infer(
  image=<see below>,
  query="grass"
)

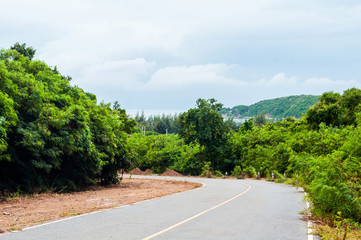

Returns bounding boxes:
[72,212,83,216]
[9,226,21,231]
[59,208,83,218]
[315,225,361,240]
[59,211,69,218]
[33,218,45,223]
[275,178,286,183]
[5,191,21,201]
[1,191,39,203]
[305,211,361,240]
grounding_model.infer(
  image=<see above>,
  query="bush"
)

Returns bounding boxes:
[273,170,284,179]
[231,166,243,179]
[201,162,212,178]
[128,134,201,175]
[244,166,257,178]
[306,152,361,222]
[213,170,225,177]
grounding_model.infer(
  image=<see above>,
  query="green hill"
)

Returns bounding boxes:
[220,95,320,119]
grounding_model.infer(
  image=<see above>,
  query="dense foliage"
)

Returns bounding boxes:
[128,99,230,175]
[133,112,180,134]
[304,88,361,129]
[0,45,135,194]
[178,99,231,171]
[220,95,320,119]
[128,133,201,175]
[132,92,361,227]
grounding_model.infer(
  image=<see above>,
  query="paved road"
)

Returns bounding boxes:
[1,176,310,240]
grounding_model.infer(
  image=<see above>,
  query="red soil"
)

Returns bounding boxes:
[161,169,184,177]
[143,169,153,175]
[130,168,144,175]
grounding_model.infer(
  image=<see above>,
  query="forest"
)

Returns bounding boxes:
[1,44,360,234]
[220,94,320,118]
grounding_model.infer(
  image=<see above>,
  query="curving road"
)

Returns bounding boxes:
[1,176,311,240]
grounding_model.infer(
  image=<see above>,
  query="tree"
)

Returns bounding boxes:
[0,45,135,193]
[0,90,18,160]
[153,116,169,134]
[178,98,230,170]
[10,42,36,60]
[304,89,361,129]
[304,91,341,129]
[254,113,267,127]
[224,117,240,132]
[240,118,253,132]
[340,88,361,125]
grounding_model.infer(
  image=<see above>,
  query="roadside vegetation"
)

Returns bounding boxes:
[1,43,360,238]
[129,91,361,238]
[0,43,136,195]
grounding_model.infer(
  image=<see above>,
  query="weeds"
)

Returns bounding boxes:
[59,208,83,218]
[9,226,21,232]
[231,166,243,179]
[310,212,361,240]
[200,162,212,178]
[6,187,22,201]
[33,218,45,223]
[315,225,361,240]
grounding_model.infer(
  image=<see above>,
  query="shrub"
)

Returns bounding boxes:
[244,166,257,178]
[201,162,212,178]
[231,166,243,179]
[213,170,225,177]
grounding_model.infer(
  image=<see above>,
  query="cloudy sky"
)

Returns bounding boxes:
[1,0,361,113]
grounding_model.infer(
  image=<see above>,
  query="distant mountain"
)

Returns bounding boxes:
[220,95,320,119]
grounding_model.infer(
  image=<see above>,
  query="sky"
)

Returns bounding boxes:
[1,0,361,113]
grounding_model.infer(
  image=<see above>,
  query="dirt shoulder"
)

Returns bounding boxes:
[0,177,201,233]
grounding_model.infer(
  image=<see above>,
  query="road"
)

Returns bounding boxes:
[1,176,310,240]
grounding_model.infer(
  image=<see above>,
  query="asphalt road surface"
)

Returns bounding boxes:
[1,176,311,240]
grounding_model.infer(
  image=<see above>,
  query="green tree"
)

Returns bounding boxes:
[10,42,36,60]
[340,88,361,125]
[133,113,180,134]
[178,98,230,170]
[0,45,134,193]
[127,133,201,175]
[239,118,253,132]
[224,117,240,131]
[305,89,361,129]
[254,113,267,127]
[304,91,342,129]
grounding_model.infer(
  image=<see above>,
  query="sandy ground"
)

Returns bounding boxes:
[0,177,200,233]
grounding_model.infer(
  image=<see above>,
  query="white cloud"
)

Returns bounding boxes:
[302,77,361,94]
[146,64,247,89]
[303,77,360,87]
[146,69,300,91]
[75,58,156,90]
[37,20,181,74]
[255,73,297,87]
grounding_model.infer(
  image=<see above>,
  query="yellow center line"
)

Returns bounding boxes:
[142,182,252,240]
